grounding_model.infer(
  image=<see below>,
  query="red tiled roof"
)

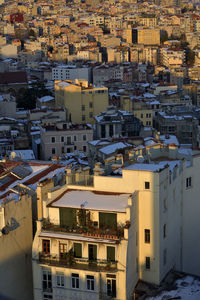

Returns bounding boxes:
[0,72,28,84]
[24,164,63,185]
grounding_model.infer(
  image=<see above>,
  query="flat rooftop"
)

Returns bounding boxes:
[50,190,131,212]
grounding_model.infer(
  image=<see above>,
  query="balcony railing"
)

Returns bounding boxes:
[42,222,125,241]
[69,175,94,187]
[39,252,117,272]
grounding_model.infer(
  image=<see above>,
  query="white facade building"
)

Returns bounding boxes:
[52,65,92,83]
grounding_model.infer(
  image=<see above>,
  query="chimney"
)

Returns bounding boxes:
[66,168,75,184]
[36,182,43,221]
[93,162,104,176]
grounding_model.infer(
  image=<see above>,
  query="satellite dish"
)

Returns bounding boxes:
[137,155,145,163]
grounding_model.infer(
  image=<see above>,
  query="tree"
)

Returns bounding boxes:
[186,48,195,67]
[160,30,168,44]
[16,81,52,110]
[28,29,35,38]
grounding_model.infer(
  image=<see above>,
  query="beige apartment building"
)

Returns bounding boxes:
[120,96,153,127]
[40,122,93,160]
[55,79,108,124]
[32,144,200,299]
[132,28,160,46]
[0,192,33,300]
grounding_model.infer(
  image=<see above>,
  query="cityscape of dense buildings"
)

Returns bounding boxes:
[1,0,200,299]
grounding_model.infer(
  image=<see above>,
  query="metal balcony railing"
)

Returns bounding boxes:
[39,252,117,272]
[42,222,125,240]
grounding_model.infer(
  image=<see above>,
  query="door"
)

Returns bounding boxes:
[42,240,50,254]
[88,244,97,261]
[107,278,116,298]
[59,208,76,228]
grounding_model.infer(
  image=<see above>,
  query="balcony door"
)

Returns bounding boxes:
[88,244,97,261]
[42,240,50,254]
[59,208,76,228]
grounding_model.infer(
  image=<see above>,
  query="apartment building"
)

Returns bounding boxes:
[107,47,129,64]
[0,192,33,300]
[93,65,124,86]
[94,106,142,139]
[40,122,93,160]
[130,45,158,65]
[160,48,185,69]
[120,96,153,127]
[32,144,200,299]
[155,110,199,147]
[55,79,108,124]
[52,65,91,83]
[132,28,160,46]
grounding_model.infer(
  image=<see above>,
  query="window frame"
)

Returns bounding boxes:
[71,273,79,289]
[145,257,150,270]
[163,224,166,239]
[42,268,52,293]
[42,240,50,254]
[186,176,192,189]
[51,136,56,143]
[144,229,150,244]
[86,275,95,291]
[56,272,65,288]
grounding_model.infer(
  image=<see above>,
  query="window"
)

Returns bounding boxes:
[82,105,85,111]
[140,113,143,118]
[144,229,150,243]
[163,198,167,212]
[74,135,77,142]
[107,275,116,298]
[42,240,50,254]
[145,182,150,189]
[43,294,53,299]
[83,146,87,152]
[73,243,82,258]
[89,102,93,108]
[145,257,150,269]
[51,137,55,143]
[169,171,172,184]
[163,249,167,265]
[61,146,64,154]
[82,115,85,121]
[56,272,64,287]
[83,134,87,141]
[89,112,93,118]
[186,177,192,188]
[107,246,115,262]
[59,243,67,258]
[86,275,94,291]
[61,136,64,143]
[88,244,97,261]
[67,148,71,153]
[163,224,166,239]
[51,148,55,155]
[72,273,79,289]
[42,268,52,292]
[136,257,138,273]
[66,136,71,144]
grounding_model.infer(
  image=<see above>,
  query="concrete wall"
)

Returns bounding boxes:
[0,194,33,300]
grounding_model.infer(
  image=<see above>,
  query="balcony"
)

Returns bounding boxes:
[42,221,126,241]
[39,252,117,272]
